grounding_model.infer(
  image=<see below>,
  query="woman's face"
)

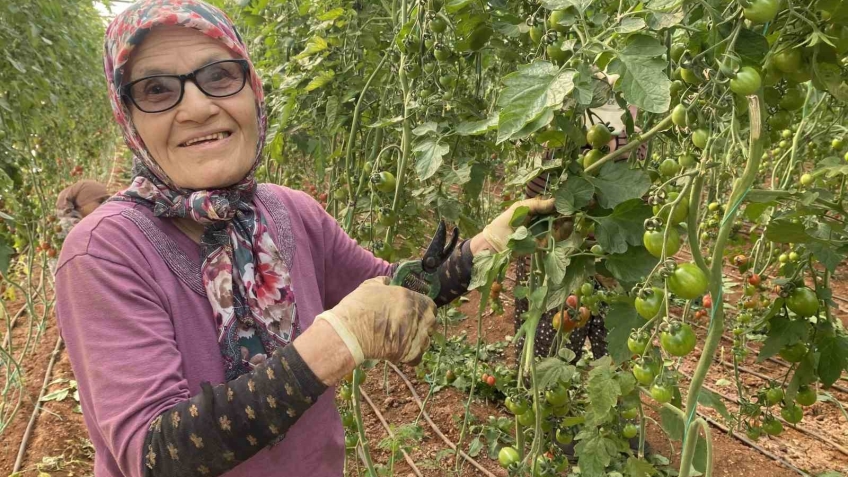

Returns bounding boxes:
[126,26,259,190]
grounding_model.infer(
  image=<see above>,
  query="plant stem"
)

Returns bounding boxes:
[584,115,674,175]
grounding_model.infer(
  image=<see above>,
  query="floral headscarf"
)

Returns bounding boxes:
[104,0,297,380]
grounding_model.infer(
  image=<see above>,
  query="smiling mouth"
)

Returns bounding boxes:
[179,131,232,147]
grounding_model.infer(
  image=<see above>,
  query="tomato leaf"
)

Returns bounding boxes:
[294,36,328,60]
[601,246,659,289]
[584,161,651,209]
[469,250,510,291]
[697,389,730,421]
[660,406,685,441]
[807,242,846,273]
[0,243,12,276]
[496,61,576,144]
[455,114,498,136]
[765,218,814,243]
[625,456,658,477]
[603,302,647,365]
[592,199,653,254]
[816,334,848,388]
[537,357,577,390]
[734,28,770,65]
[607,35,671,113]
[413,137,449,181]
[587,356,622,421]
[543,241,572,286]
[575,430,619,477]
[757,314,809,362]
[555,176,595,215]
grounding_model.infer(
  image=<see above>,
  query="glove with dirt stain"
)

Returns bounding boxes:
[315,276,437,366]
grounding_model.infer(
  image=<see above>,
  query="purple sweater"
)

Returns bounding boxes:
[55,184,392,477]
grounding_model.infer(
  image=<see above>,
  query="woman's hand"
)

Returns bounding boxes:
[315,277,437,367]
[474,197,556,253]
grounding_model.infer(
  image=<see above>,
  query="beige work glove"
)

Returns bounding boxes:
[482,197,556,252]
[315,276,437,366]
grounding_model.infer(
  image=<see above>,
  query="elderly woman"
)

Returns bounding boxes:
[54,2,553,477]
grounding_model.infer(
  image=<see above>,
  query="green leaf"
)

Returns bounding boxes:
[604,302,647,365]
[0,243,12,275]
[497,61,576,144]
[467,436,483,457]
[546,254,595,311]
[412,122,440,136]
[469,250,510,290]
[808,242,846,273]
[757,315,809,362]
[316,7,345,21]
[765,219,813,243]
[625,456,658,477]
[304,70,335,91]
[544,241,572,286]
[735,28,770,65]
[575,432,619,477]
[555,176,595,215]
[40,388,69,402]
[603,246,659,289]
[592,199,653,254]
[660,406,685,441]
[616,17,646,33]
[587,356,621,421]
[817,334,848,388]
[537,357,577,390]
[697,389,730,421]
[585,161,652,209]
[814,60,848,103]
[294,36,328,59]
[413,137,449,180]
[455,114,498,136]
[608,35,671,113]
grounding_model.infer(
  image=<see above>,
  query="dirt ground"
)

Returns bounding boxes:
[1,262,846,476]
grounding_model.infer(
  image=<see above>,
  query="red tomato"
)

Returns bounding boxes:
[702,294,712,309]
[748,273,761,287]
[566,294,578,308]
[486,375,496,386]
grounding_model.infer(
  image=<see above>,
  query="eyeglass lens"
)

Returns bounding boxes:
[129,61,246,112]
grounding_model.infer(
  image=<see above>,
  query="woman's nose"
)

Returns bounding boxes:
[174,80,219,123]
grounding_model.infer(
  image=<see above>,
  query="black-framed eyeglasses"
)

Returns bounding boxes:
[121,59,250,114]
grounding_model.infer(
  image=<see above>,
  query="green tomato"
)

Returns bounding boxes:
[506,396,529,415]
[632,360,659,385]
[768,110,792,131]
[654,192,690,224]
[429,17,447,34]
[555,428,574,444]
[667,263,709,300]
[433,45,452,61]
[628,332,650,355]
[692,129,709,149]
[582,149,604,173]
[622,423,639,439]
[546,39,571,64]
[773,48,802,73]
[743,0,780,23]
[498,447,520,468]
[746,426,763,441]
[781,404,803,424]
[800,173,813,186]
[545,383,570,407]
[780,87,805,111]
[643,227,681,258]
[786,287,819,317]
[587,124,612,149]
[549,9,571,33]
[762,417,783,436]
[661,322,697,357]
[680,68,701,85]
[679,153,697,168]
[671,104,689,128]
[730,67,762,96]
[517,409,536,427]
[765,387,784,406]
[635,287,663,319]
[659,158,681,177]
[795,386,817,406]
[650,383,674,404]
[371,171,397,193]
[621,406,639,419]
[779,342,808,363]
[529,25,544,45]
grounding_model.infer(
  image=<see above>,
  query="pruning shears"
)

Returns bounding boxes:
[391,219,459,300]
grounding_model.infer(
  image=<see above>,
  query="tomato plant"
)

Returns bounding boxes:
[193,0,848,474]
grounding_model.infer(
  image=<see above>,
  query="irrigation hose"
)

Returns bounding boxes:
[12,336,63,473]
[359,386,424,477]
[387,362,502,477]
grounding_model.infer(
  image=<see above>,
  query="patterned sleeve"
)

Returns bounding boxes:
[142,344,326,477]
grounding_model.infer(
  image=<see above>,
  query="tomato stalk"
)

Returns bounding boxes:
[584,114,674,175]
[351,367,378,477]
[678,93,764,477]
